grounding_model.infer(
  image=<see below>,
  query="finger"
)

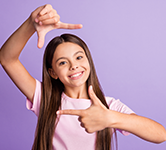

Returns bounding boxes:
[88,85,101,106]
[57,21,83,29]
[80,122,85,128]
[38,17,59,26]
[78,117,85,127]
[78,116,82,122]
[39,4,53,16]
[37,32,45,48]
[32,6,45,22]
[56,109,83,116]
[37,10,59,23]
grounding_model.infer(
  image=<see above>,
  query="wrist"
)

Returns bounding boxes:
[106,110,122,129]
[26,16,36,33]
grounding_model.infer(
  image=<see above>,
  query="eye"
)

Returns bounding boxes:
[59,61,67,66]
[77,56,83,60]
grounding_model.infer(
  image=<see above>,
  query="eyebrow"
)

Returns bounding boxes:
[56,51,84,63]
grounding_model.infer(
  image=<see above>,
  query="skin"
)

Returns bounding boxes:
[49,42,90,99]
[0,4,82,102]
[0,4,166,145]
[57,86,166,143]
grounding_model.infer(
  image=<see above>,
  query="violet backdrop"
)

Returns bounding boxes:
[0,0,166,150]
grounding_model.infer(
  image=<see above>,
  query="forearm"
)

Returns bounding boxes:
[108,110,166,143]
[0,16,35,66]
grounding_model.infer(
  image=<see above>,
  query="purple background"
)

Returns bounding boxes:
[0,0,166,149]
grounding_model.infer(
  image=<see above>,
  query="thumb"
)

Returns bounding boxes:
[37,31,45,48]
[88,85,101,106]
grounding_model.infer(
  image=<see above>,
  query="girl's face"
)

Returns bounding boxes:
[50,42,90,90]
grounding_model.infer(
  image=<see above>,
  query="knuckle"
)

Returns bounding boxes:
[88,128,93,133]
[46,4,52,9]
[81,117,86,123]
[52,17,56,23]
[53,9,57,14]
[53,17,58,23]
[48,13,52,18]
[68,110,72,114]
[57,14,60,19]
[55,15,60,22]
[81,110,87,116]
[63,110,68,114]
[86,128,93,133]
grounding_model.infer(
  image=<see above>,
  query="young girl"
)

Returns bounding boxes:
[0,4,166,150]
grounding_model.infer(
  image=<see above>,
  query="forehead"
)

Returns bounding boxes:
[53,42,85,59]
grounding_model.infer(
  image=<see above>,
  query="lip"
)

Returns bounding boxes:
[68,71,84,80]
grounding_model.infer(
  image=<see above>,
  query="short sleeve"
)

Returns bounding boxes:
[26,79,42,116]
[106,97,135,136]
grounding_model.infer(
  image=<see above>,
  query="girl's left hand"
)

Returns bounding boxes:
[57,86,110,133]
[31,4,82,48]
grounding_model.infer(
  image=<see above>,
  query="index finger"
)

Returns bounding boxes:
[57,21,83,29]
[39,4,53,16]
[57,109,83,116]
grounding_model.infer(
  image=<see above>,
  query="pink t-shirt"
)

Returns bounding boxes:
[26,80,134,150]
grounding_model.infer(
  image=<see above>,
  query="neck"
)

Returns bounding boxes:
[64,84,89,99]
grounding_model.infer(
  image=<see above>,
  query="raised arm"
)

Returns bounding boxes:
[0,14,36,102]
[0,4,82,103]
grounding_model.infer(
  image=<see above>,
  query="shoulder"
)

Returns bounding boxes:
[105,96,118,107]
[105,96,134,114]
[26,79,42,116]
[33,79,42,101]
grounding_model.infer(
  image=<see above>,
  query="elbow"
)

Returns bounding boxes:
[0,50,1,65]
[0,50,4,66]
[0,52,15,67]
[150,128,166,144]
[0,57,5,67]
[164,131,166,142]
[162,129,166,143]
[156,130,166,144]
[0,49,9,66]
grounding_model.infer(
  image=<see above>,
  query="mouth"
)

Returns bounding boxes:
[68,71,84,79]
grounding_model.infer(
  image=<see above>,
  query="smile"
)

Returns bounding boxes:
[69,71,83,79]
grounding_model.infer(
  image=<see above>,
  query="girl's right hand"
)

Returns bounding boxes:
[30,4,82,48]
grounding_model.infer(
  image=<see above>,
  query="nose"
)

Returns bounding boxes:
[70,62,78,71]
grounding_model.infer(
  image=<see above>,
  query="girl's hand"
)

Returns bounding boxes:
[57,86,110,133]
[30,4,82,48]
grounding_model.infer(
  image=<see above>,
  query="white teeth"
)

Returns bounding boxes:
[70,72,82,78]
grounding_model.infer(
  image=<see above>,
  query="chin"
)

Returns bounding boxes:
[66,82,87,89]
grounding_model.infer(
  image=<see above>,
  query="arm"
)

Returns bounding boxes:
[0,4,82,102]
[108,111,166,143]
[57,85,166,144]
[0,16,36,102]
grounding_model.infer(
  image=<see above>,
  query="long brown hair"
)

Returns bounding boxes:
[32,34,115,150]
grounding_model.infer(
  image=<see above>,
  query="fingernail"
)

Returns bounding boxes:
[35,18,39,23]
[56,111,60,115]
[39,21,42,25]
[90,85,93,91]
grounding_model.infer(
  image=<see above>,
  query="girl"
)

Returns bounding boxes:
[0,4,166,150]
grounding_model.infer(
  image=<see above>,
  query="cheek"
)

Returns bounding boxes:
[55,67,68,78]
[85,61,90,74]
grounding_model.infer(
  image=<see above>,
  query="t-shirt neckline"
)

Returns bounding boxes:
[62,92,90,102]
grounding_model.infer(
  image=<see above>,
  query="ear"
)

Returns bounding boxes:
[48,68,58,79]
